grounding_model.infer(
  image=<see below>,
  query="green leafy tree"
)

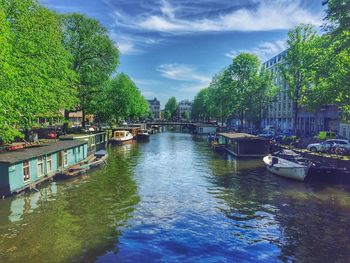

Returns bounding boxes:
[279,24,318,133]
[246,66,277,127]
[191,88,212,121]
[95,73,149,124]
[227,53,260,130]
[0,0,77,142]
[182,111,190,121]
[315,0,350,118]
[61,13,119,127]
[164,97,177,120]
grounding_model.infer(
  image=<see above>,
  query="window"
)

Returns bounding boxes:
[64,150,68,166]
[47,155,52,173]
[38,156,44,177]
[23,161,30,181]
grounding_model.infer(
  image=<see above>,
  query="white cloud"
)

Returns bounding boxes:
[113,0,323,34]
[225,39,287,61]
[117,41,138,54]
[157,64,211,93]
[157,64,211,83]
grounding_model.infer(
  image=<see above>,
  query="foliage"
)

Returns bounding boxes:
[191,88,212,120]
[192,53,275,128]
[226,53,261,128]
[318,0,350,117]
[279,24,319,132]
[61,13,119,126]
[164,97,177,120]
[0,0,77,142]
[94,73,149,125]
[182,111,190,121]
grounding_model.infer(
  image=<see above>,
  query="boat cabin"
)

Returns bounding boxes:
[194,124,218,135]
[218,132,270,157]
[0,141,87,197]
[113,130,132,139]
[113,127,138,137]
[59,132,107,155]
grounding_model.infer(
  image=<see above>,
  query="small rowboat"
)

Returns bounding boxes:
[59,150,108,178]
[263,155,310,181]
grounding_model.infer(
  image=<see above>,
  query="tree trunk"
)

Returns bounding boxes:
[293,100,298,135]
[82,109,86,128]
[63,110,70,132]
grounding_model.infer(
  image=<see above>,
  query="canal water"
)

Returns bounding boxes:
[1,132,350,262]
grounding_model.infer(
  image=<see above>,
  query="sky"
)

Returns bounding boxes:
[40,0,325,108]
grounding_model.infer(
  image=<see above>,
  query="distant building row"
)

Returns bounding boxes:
[261,50,342,137]
[147,98,193,120]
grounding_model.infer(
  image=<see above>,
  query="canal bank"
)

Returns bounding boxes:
[1,132,350,262]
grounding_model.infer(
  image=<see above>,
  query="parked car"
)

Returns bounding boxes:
[307,139,350,153]
[314,131,336,141]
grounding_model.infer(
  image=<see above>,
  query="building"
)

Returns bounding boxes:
[147,98,161,120]
[194,124,218,134]
[68,111,94,127]
[0,141,87,197]
[262,51,340,136]
[340,123,350,139]
[59,132,107,155]
[178,100,193,120]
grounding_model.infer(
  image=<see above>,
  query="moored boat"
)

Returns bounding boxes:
[60,150,108,178]
[109,130,133,145]
[136,129,150,141]
[263,155,310,181]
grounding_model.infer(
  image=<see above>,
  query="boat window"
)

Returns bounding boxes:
[63,150,68,166]
[46,155,52,173]
[37,156,44,177]
[23,161,30,181]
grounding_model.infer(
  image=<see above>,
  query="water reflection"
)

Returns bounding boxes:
[0,143,140,263]
[1,133,350,262]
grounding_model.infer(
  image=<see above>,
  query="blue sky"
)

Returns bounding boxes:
[40,0,325,107]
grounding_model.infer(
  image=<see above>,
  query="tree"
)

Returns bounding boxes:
[61,13,119,127]
[182,111,190,121]
[246,66,277,127]
[0,0,77,142]
[191,88,211,121]
[317,0,350,118]
[227,53,260,130]
[209,71,235,124]
[94,73,149,124]
[164,97,177,120]
[279,24,318,133]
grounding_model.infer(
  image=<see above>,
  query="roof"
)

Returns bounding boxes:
[60,132,106,139]
[218,132,268,141]
[196,123,217,127]
[0,141,86,164]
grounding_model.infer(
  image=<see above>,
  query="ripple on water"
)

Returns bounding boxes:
[2,133,350,262]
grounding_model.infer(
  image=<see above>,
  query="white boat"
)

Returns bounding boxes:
[109,130,133,144]
[263,155,310,181]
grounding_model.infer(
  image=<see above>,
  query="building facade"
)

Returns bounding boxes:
[262,51,340,136]
[178,100,193,120]
[147,98,161,120]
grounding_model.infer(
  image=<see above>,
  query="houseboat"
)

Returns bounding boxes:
[59,132,107,155]
[109,130,134,145]
[0,141,87,197]
[194,123,218,135]
[136,129,150,141]
[218,132,270,158]
[113,127,139,137]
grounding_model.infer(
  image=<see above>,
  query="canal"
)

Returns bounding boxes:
[1,132,350,262]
